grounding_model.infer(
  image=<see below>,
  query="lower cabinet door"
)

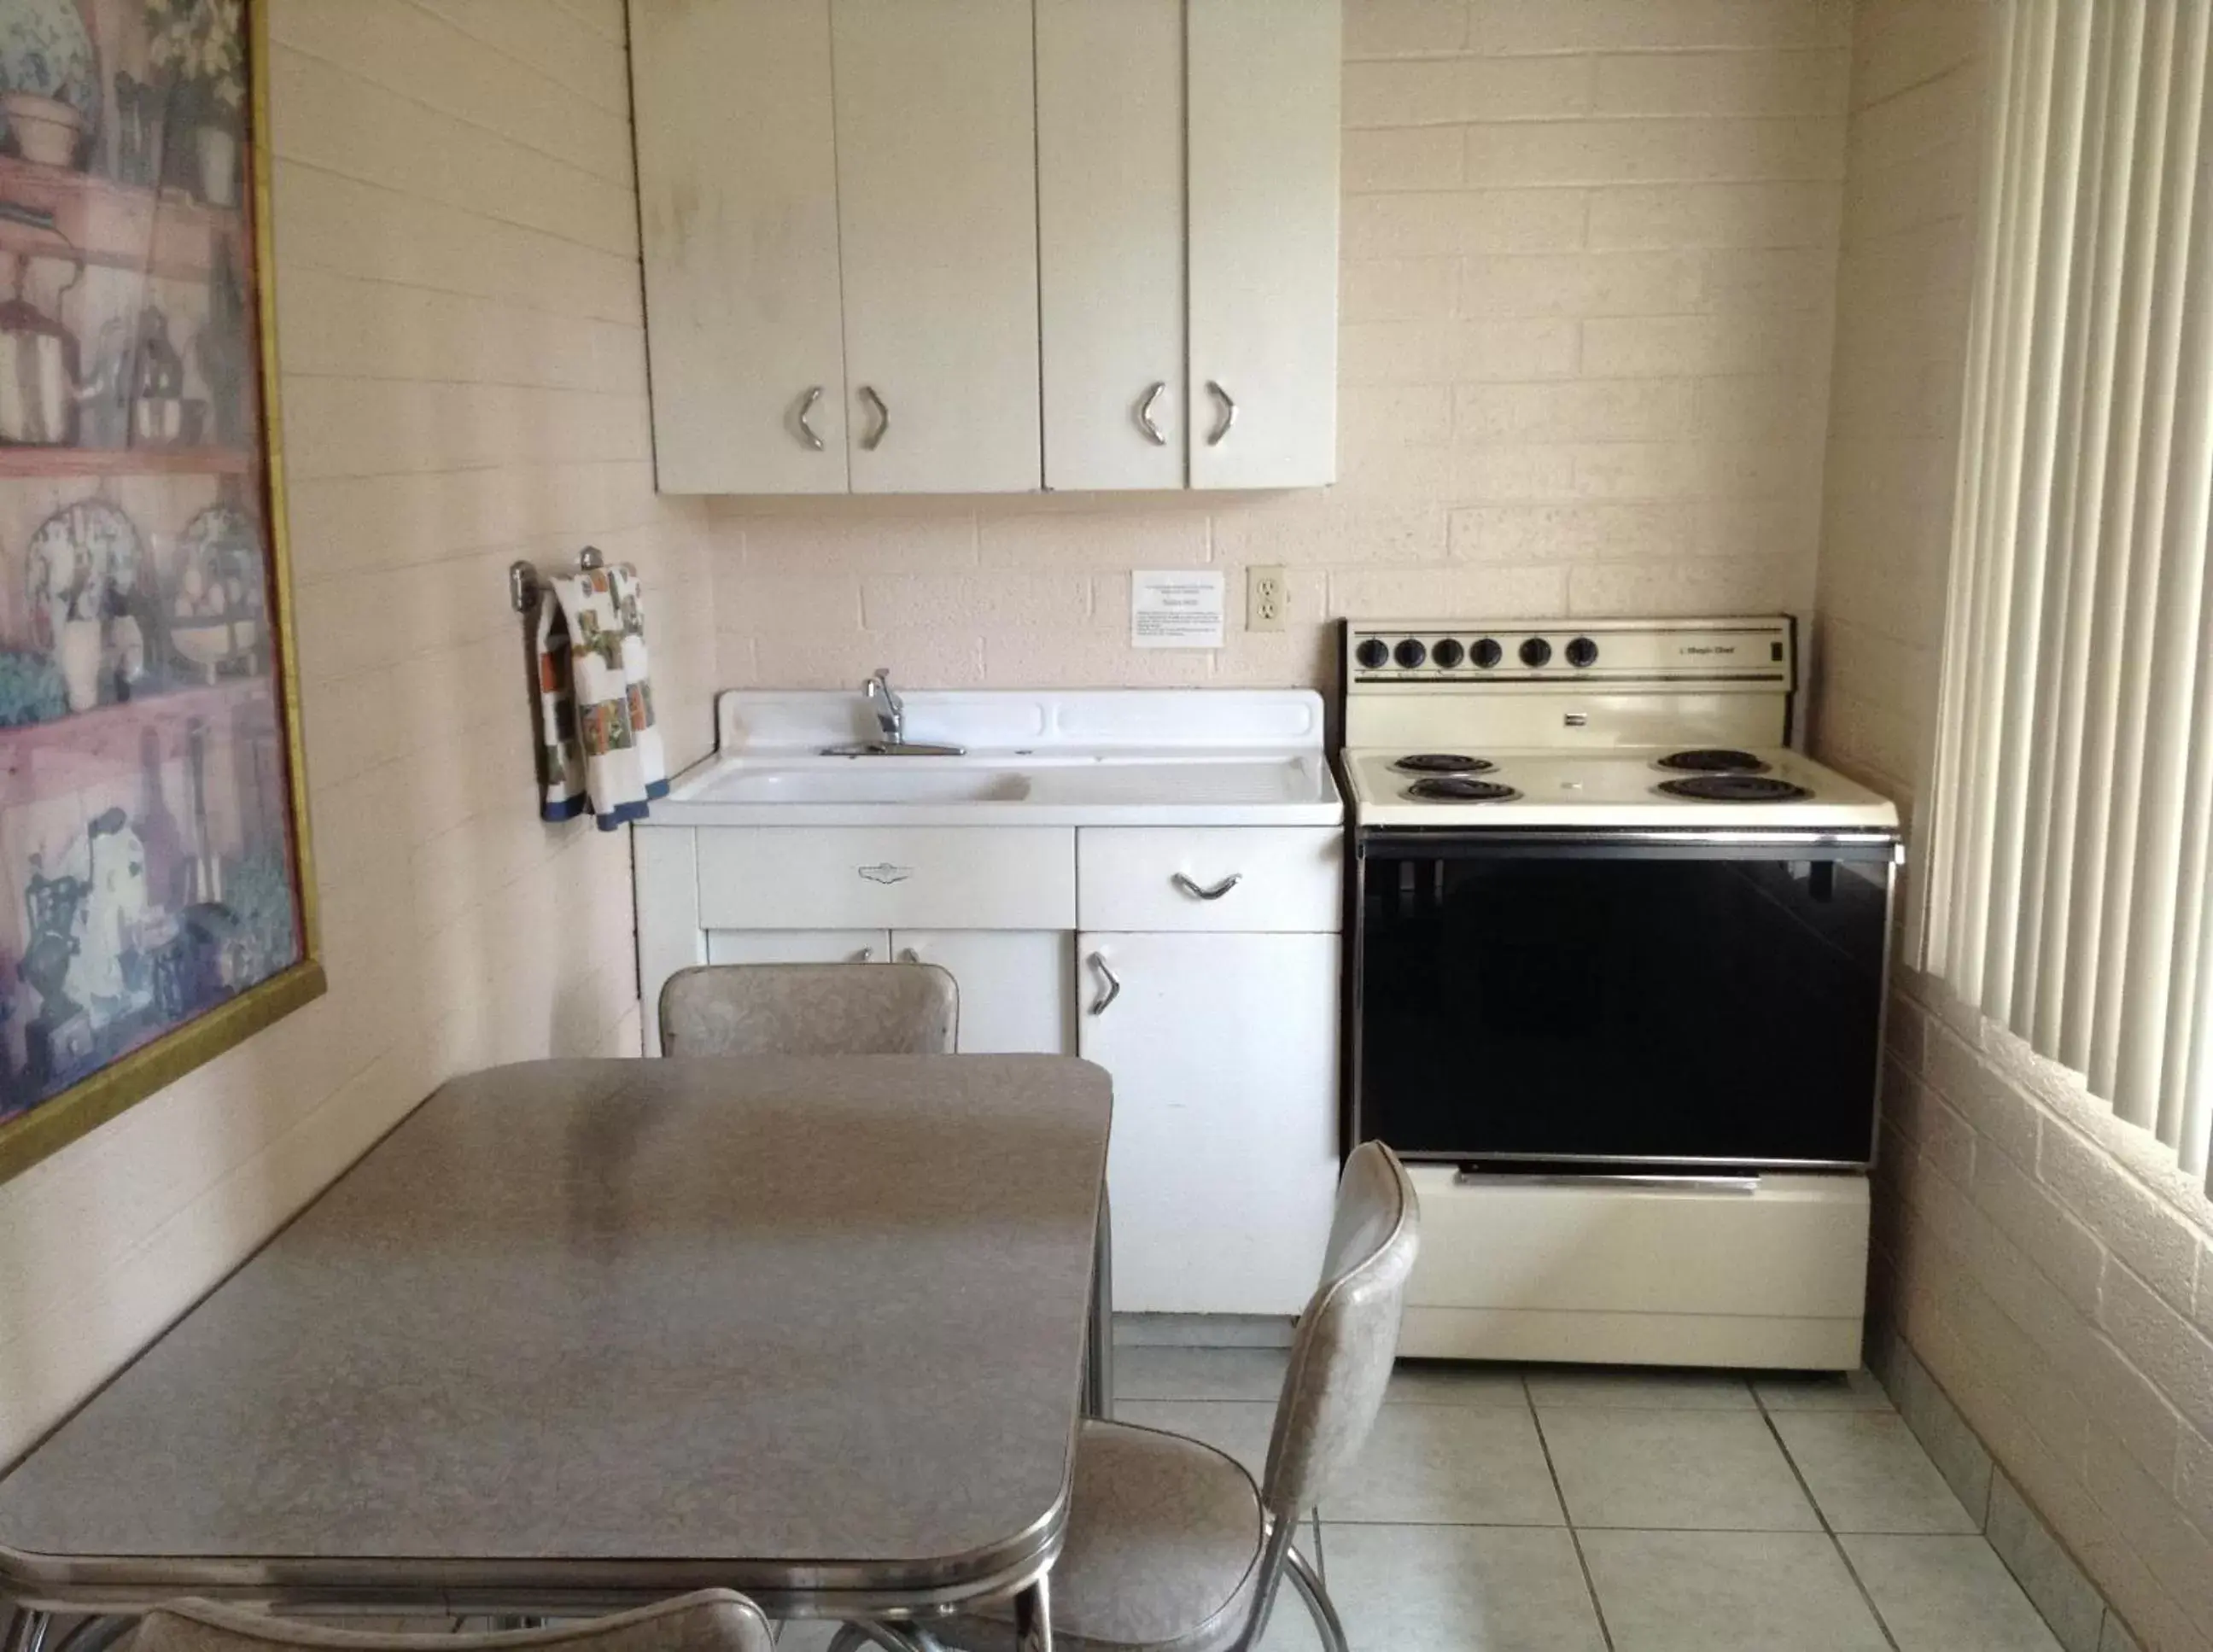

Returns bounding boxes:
[893,931,1075,1054]
[1077,931,1340,1314]
[706,930,890,965]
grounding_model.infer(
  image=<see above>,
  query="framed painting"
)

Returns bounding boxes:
[0,0,321,1183]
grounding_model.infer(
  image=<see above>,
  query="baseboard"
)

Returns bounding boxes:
[1870,1323,2144,1652]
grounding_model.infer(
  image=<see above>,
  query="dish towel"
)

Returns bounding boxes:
[534,563,669,830]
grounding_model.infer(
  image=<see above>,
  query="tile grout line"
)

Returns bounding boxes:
[1529,1390,1619,1652]
[1755,1387,1903,1652]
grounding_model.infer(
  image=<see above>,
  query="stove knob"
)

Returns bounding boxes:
[1355,637,1389,669]
[1519,637,1553,668]
[1393,637,1428,669]
[1432,638,1465,669]
[1472,637,1504,669]
[1566,635,1599,668]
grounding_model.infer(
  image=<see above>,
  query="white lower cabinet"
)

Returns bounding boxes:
[1076,931,1340,1315]
[892,930,1074,1054]
[638,817,1346,1316]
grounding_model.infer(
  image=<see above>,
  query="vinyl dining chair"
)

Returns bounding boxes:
[120,1591,774,1652]
[833,1141,1419,1652]
[657,962,958,1058]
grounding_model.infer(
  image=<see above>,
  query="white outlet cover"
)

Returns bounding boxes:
[1131,570,1226,649]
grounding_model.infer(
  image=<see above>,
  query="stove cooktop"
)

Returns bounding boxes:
[1340,748,1901,832]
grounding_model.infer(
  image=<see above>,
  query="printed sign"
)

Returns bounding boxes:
[1130,570,1226,650]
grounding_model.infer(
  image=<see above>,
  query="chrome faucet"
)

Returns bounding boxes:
[820,670,966,756]
[865,668,903,744]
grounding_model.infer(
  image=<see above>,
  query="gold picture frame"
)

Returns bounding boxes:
[0,0,323,1185]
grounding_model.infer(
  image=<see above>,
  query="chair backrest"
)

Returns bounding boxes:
[658,962,958,1058]
[125,1591,774,1652]
[1259,1140,1421,1521]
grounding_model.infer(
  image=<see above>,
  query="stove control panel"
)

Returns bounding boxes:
[1343,616,1796,688]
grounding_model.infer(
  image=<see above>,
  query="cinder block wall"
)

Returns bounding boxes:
[1812,6,2213,1650]
[710,0,1855,691]
[0,0,718,1464]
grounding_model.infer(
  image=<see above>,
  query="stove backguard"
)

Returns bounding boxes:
[1350,831,1897,1170]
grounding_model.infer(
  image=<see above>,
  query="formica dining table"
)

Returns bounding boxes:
[0,1056,1117,1652]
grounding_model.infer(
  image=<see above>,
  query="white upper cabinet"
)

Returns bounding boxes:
[1188,0,1342,489]
[833,0,1043,494]
[1036,0,1187,492]
[631,0,1340,496]
[630,0,849,495]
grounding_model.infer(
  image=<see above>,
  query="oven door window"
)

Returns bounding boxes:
[1356,838,1893,1168]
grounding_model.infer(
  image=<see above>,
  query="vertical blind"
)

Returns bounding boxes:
[1924,0,2213,1198]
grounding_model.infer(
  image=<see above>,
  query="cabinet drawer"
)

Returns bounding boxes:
[1077,827,1342,932]
[698,827,1075,930]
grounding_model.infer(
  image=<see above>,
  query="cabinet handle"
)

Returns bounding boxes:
[797,385,826,451]
[1206,380,1237,447]
[860,385,890,451]
[898,947,920,964]
[855,947,875,963]
[1087,951,1121,1017]
[1172,872,1243,902]
[1136,382,1168,447]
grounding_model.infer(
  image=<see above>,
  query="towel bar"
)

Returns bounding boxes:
[510,546,606,613]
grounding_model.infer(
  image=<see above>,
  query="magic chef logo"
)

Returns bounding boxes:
[858,864,913,884]
[1681,644,1741,657]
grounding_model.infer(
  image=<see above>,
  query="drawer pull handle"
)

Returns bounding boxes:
[855,947,875,963]
[898,947,920,964]
[1172,872,1244,902]
[1206,380,1237,446]
[858,863,913,885]
[796,385,826,451]
[860,385,890,451]
[1136,381,1168,446]
[1087,951,1121,1017]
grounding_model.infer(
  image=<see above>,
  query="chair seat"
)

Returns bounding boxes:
[942,1419,1267,1652]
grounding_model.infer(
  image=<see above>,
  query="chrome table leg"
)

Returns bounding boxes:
[1014,1575,1053,1652]
[1084,1185,1112,1421]
[4,1610,51,1652]
[825,1625,931,1652]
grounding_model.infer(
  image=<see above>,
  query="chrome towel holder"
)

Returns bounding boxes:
[510,546,606,614]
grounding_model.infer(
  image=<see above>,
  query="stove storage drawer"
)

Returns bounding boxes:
[1077,827,1343,932]
[696,826,1077,931]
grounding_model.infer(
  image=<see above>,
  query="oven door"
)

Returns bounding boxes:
[1352,829,1899,1170]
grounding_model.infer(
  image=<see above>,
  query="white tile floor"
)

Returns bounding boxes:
[780,1351,2069,1651]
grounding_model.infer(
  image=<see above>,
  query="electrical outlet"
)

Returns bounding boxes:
[1247,565,1288,632]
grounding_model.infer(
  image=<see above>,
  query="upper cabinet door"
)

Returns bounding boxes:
[629,0,849,495]
[1036,0,1186,493]
[832,0,1043,494]
[1187,0,1341,490]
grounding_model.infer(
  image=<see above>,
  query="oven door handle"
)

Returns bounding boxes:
[1453,1169,1761,1194]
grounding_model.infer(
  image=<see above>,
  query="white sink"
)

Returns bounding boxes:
[696,766,1033,805]
[651,690,1345,826]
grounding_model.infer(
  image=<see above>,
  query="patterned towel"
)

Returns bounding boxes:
[534,563,669,829]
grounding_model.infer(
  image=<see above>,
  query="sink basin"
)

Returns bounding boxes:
[696,767,1033,805]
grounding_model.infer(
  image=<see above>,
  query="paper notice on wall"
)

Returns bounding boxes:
[1130,570,1226,649]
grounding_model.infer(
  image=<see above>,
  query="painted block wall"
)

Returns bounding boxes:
[1811,5,2213,1649]
[710,0,1857,692]
[0,0,718,1465]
